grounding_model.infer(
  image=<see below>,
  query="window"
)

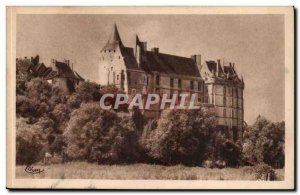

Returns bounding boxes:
[223,96,226,106]
[224,86,226,95]
[170,78,174,88]
[127,72,131,85]
[131,89,136,94]
[117,75,119,80]
[223,109,226,117]
[113,72,116,84]
[178,79,182,89]
[190,81,194,90]
[156,75,160,85]
[111,67,113,71]
[198,96,202,102]
[198,82,202,91]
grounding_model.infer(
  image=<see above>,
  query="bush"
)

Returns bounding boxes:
[255,163,277,180]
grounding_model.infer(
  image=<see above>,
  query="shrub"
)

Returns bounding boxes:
[255,163,277,180]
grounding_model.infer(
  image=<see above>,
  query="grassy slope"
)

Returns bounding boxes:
[16,162,284,180]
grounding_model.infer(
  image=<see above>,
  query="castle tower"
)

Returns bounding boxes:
[98,24,127,91]
[202,60,244,142]
[102,23,124,51]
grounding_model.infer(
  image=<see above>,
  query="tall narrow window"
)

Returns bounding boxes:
[127,72,131,85]
[178,79,182,89]
[198,81,202,91]
[156,75,160,85]
[113,72,116,84]
[170,78,174,88]
[223,108,226,117]
[190,81,194,90]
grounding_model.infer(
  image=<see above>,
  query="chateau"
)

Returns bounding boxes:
[98,24,245,142]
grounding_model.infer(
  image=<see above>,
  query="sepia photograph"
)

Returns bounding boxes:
[6,6,294,189]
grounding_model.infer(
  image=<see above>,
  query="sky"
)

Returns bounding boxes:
[16,14,285,124]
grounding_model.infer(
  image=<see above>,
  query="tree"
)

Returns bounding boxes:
[242,115,285,168]
[16,58,31,95]
[16,117,49,165]
[50,103,70,133]
[214,133,242,167]
[64,102,140,164]
[66,81,101,110]
[142,108,216,166]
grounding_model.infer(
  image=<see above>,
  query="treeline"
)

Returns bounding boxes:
[16,57,285,169]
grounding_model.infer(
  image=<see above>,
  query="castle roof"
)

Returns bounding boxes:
[101,24,201,78]
[102,24,124,51]
[143,51,200,77]
[120,47,139,69]
[204,60,242,83]
[55,61,78,79]
[28,58,84,81]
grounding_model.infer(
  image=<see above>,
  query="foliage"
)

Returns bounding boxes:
[255,163,277,180]
[142,108,216,166]
[243,115,285,168]
[50,103,70,133]
[16,117,49,165]
[214,133,242,167]
[16,58,32,95]
[64,102,140,164]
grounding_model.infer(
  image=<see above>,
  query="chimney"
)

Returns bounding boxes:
[217,59,221,76]
[191,54,201,71]
[151,47,159,54]
[142,42,147,51]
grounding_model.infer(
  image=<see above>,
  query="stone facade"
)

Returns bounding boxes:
[201,60,244,141]
[98,24,244,141]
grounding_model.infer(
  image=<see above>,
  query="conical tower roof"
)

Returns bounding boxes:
[102,24,123,51]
